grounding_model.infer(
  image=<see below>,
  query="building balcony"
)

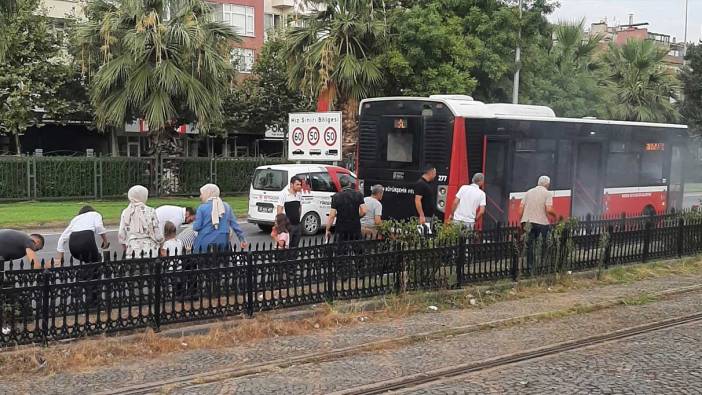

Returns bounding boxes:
[271,0,294,9]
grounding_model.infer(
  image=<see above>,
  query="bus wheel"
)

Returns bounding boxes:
[302,212,321,235]
[642,205,656,217]
[258,224,273,233]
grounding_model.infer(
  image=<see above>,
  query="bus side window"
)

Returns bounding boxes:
[512,138,556,192]
[606,142,639,187]
[640,149,664,185]
[555,140,572,189]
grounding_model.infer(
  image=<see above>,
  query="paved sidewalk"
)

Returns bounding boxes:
[1,270,701,394]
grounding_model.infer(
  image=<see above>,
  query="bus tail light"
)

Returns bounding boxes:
[437,185,448,213]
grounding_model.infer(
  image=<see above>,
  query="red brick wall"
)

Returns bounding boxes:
[209,0,264,53]
[615,28,648,46]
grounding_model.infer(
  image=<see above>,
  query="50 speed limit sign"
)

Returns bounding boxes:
[307,127,320,145]
[324,127,337,146]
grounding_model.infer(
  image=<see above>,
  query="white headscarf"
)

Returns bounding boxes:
[123,185,151,235]
[201,183,226,229]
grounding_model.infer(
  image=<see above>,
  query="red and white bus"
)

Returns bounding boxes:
[357,95,688,227]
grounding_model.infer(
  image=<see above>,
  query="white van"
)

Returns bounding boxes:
[248,164,358,235]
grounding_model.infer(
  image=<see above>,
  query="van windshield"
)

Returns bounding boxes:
[252,169,288,191]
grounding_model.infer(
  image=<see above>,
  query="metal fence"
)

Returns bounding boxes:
[2,212,702,347]
[0,156,286,200]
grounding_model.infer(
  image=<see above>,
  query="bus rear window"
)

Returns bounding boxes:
[388,129,414,162]
[383,117,419,163]
[252,169,287,191]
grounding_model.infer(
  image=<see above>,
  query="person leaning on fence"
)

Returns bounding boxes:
[518,176,558,271]
[118,185,163,258]
[56,205,109,263]
[446,173,486,230]
[193,183,248,253]
[0,229,44,269]
[326,175,367,242]
[361,184,384,238]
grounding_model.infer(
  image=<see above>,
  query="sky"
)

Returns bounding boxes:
[549,0,702,44]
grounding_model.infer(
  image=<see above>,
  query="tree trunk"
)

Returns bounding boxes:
[341,98,359,164]
[14,133,21,156]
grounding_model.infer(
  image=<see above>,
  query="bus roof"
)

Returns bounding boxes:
[359,96,689,130]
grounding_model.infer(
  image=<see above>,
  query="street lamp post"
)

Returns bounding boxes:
[512,0,523,104]
[683,0,689,57]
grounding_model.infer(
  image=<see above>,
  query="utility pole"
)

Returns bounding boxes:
[512,0,523,104]
[683,0,689,57]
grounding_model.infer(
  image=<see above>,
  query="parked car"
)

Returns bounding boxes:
[248,164,358,235]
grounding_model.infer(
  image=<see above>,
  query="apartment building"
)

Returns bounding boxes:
[16,0,313,157]
[588,19,685,70]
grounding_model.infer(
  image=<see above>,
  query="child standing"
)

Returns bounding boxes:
[271,213,291,249]
[161,221,184,257]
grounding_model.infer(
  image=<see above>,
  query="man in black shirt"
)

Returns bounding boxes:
[277,175,303,247]
[414,164,437,227]
[326,175,367,242]
[0,229,45,268]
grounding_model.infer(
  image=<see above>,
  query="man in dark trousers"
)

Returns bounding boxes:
[277,175,303,247]
[326,175,367,242]
[0,229,45,269]
[414,164,437,232]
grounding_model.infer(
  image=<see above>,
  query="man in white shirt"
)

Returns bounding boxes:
[56,206,109,262]
[155,205,196,231]
[447,173,486,230]
[277,176,303,247]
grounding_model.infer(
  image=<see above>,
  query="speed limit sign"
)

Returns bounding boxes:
[324,127,337,146]
[291,127,304,146]
[307,127,320,146]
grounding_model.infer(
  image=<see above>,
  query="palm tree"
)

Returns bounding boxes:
[551,20,602,75]
[602,39,680,123]
[285,0,388,157]
[76,0,237,156]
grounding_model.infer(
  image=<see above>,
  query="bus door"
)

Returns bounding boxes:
[484,138,509,228]
[572,142,604,217]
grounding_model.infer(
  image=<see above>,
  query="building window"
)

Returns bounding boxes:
[231,48,255,73]
[222,4,254,37]
[264,13,283,40]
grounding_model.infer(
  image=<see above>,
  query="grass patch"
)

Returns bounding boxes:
[621,293,658,306]
[600,257,702,284]
[0,196,249,229]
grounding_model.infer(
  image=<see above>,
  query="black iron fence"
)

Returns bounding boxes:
[0,156,285,200]
[2,212,702,347]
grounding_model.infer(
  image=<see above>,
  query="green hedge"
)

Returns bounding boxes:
[0,158,29,199]
[0,156,286,200]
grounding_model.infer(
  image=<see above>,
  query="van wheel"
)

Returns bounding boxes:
[258,224,273,233]
[302,212,321,235]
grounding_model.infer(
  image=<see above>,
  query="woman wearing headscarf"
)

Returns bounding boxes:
[193,184,248,253]
[118,185,163,258]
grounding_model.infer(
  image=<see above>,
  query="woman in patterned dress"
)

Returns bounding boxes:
[118,185,163,258]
